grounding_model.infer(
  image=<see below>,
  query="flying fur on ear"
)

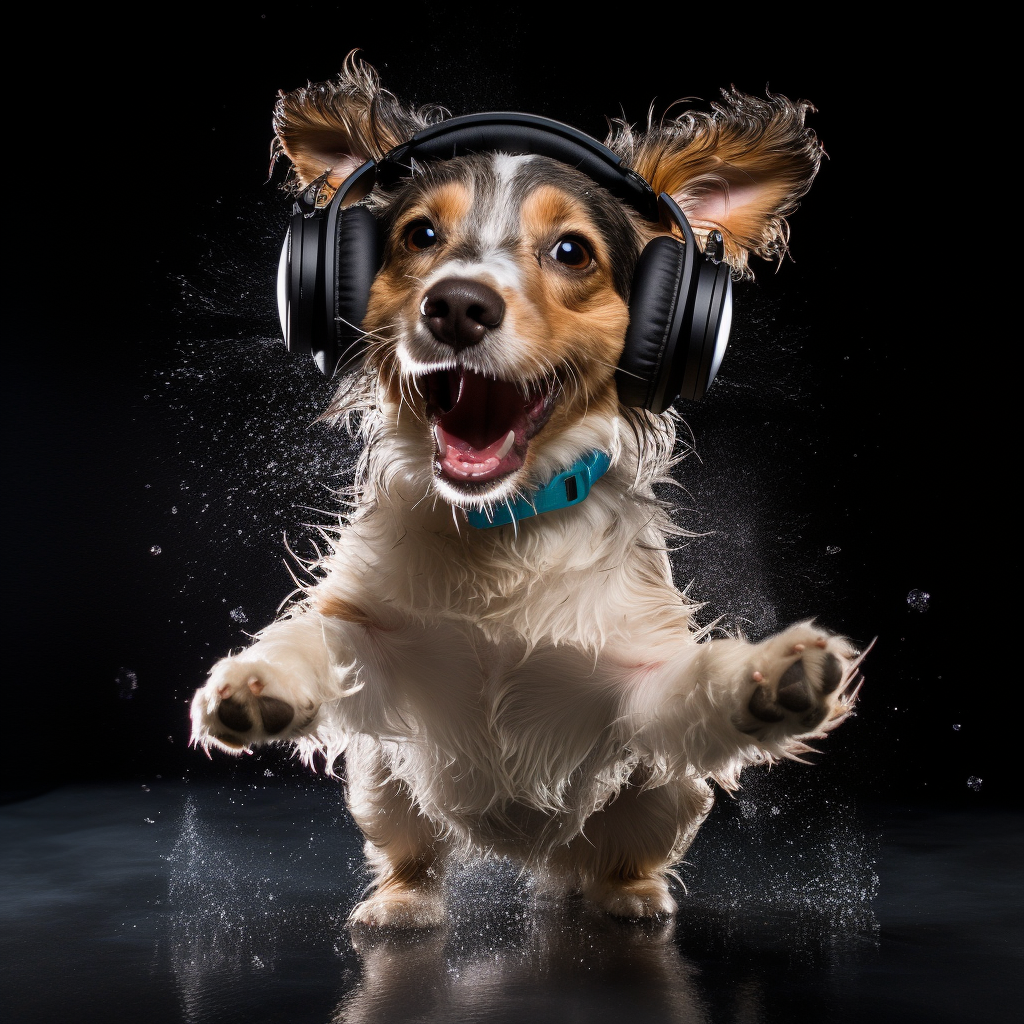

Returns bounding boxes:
[606,92,824,278]
[270,51,447,191]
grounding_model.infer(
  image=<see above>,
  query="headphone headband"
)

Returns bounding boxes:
[373,112,662,221]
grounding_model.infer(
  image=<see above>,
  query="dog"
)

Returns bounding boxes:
[190,53,865,927]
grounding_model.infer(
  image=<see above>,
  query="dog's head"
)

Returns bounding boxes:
[271,54,823,516]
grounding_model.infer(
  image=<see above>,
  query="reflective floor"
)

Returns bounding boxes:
[2,777,1020,1023]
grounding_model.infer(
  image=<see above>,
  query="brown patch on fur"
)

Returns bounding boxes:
[376,856,437,888]
[519,185,584,247]
[389,182,475,256]
[316,593,374,626]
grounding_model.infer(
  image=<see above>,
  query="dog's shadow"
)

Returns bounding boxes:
[335,896,707,1024]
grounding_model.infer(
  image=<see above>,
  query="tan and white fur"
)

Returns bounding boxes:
[191,54,864,927]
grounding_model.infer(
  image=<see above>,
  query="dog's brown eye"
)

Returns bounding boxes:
[548,237,592,269]
[405,221,438,252]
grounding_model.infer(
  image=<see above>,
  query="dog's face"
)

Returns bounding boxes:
[363,152,640,507]
[271,56,824,513]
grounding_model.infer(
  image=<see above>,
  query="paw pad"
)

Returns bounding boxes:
[257,696,294,733]
[214,690,295,736]
[746,650,845,731]
[776,661,813,712]
[217,696,253,732]
[748,684,784,722]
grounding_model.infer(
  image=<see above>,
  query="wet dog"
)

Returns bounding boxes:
[190,54,864,926]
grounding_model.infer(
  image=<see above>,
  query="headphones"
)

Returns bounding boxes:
[277,112,733,413]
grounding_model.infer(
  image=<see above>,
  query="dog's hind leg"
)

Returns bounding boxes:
[345,735,447,928]
[555,770,713,919]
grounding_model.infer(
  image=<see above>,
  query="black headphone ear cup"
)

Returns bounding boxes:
[680,260,733,403]
[321,205,380,377]
[280,209,322,359]
[617,236,693,413]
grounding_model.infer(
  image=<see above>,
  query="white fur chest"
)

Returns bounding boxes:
[338,608,637,828]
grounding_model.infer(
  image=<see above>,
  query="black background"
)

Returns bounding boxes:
[5,8,1002,814]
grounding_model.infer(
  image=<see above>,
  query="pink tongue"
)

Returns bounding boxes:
[438,430,514,480]
[437,371,525,482]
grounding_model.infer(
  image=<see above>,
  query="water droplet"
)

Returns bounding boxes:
[115,667,138,699]
[150,545,162,555]
[230,606,248,624]
[967,776,983,792]
[953,724,961,732]
[907,589,930,612]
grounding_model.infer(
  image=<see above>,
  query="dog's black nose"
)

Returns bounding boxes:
[420,278,505,351]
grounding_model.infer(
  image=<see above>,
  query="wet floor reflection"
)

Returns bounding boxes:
[2,780,1020,1023]
[338,906,707,1024]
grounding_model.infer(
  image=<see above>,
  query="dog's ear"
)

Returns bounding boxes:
[615,89,823,277]
[271,51,440,191]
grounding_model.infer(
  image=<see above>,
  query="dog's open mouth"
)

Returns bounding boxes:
[423,368,555,489]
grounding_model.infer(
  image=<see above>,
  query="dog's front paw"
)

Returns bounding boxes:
[190,656,319,754]
[736,623,862,741]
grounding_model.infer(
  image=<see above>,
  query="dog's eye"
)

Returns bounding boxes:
[405,221,438,252]
[548,237,592,269]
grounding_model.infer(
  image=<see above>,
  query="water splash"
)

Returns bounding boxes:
[116,667,138,700]
[680,767,880,951]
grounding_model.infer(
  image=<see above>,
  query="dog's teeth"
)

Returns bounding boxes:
[496,430,515,460]
[433,424,448,456]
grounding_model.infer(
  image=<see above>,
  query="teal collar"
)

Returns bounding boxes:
[465,450,611,530]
